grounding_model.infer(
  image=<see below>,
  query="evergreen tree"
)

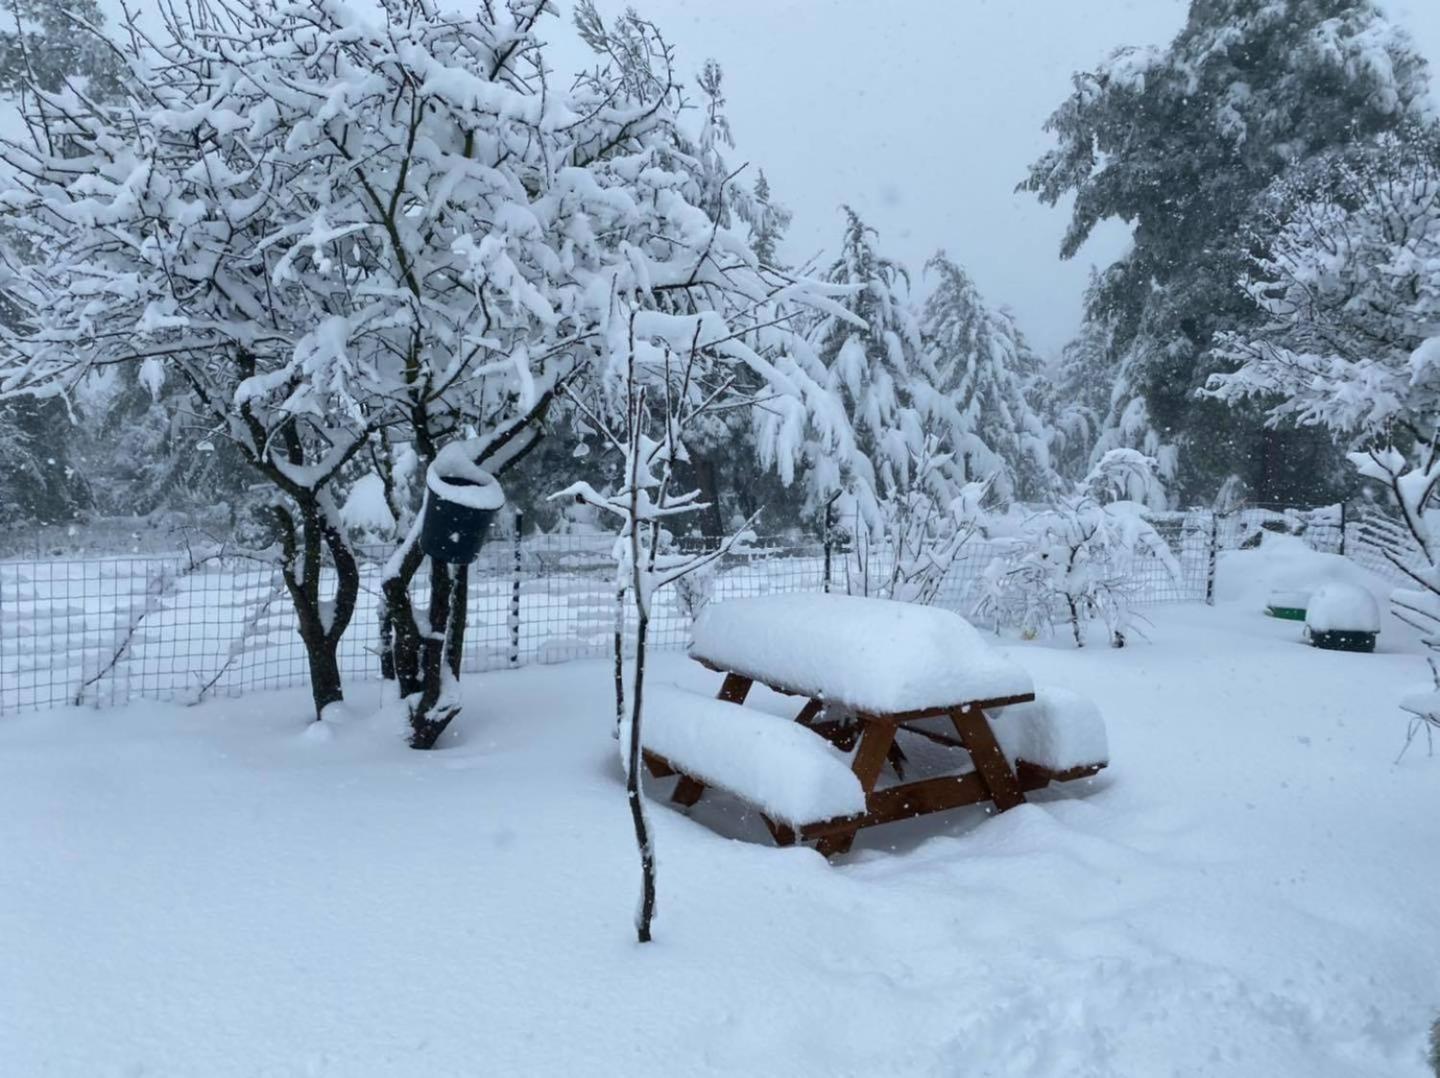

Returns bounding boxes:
[918,252,1060,503]
[0,0,122,96]
[1046,271,1116,482]
[0,0,125,524]
[808,207,926,526]
[1022,0,1431,503]
[746,170,791,268]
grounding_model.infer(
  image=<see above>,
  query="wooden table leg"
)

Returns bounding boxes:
[763,817,797,847]
[670,774,707,808]
[794,698,823,727]
[717,673,753,705]
[950,706,1025,812]
[816,718,896,858]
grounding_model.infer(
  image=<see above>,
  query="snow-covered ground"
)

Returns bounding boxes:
[2,547,1438,1077]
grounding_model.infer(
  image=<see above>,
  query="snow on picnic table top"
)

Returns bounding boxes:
[689,593,1033,714]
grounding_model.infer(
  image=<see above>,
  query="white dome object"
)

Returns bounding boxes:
[1304,583,1382,634]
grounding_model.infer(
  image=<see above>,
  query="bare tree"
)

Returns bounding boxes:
[554,316,759,943]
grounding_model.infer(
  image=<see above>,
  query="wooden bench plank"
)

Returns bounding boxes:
[800,772,992,840]
[1015,760,1105,790]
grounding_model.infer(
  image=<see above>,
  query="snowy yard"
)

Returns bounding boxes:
[3,550,1438,1077]
[3,0,1440,1071]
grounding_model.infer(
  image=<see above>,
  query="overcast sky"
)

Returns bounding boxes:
[582,0,1440,359]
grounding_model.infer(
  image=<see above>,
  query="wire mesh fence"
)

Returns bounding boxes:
[0,502,1405,716]
[0,531,835,715]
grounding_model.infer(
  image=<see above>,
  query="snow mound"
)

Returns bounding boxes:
[690,594,1032,713]
[1214,533,1392,613]
[1400,687,1440,718]
[639,684,865,825]
[993,688,1109,772]
[1305,583,1381,633]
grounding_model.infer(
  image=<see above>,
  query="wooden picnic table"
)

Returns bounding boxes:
[633,590,1111,857]
[641,594,1107,858]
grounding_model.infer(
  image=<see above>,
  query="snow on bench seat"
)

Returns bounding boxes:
[689,594,1032,714]
[992,688,1108,773]
[641,684,866,826]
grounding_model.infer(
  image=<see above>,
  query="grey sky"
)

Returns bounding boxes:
[585,0,1440,359]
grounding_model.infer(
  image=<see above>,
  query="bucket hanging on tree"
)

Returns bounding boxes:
[421,445,505,563]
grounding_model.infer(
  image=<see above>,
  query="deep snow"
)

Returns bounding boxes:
[2,552,1438,1077]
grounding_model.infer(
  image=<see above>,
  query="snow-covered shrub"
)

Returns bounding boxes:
[878,475,990,606]
[840,440,990,605]
[672,559,717,624]
[1399,659,1440,763]
[976,452,1179,647]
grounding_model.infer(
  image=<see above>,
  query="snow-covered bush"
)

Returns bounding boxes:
[1399,660,1440,763]
[976,451,1179,647]
[841,442,990,606]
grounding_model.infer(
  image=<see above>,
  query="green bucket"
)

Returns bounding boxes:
[1265,589,1310,622]
[1265,605,1307,621]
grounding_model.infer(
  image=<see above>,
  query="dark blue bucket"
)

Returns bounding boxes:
[421,476,501,563]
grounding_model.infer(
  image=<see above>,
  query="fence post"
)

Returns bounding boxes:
[1338,500,1347,557]
[1206,510,1220,606]
[509,509,522,667]
[822,498,835,594]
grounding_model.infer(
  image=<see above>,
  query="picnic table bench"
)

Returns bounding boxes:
[641,594,1108,858]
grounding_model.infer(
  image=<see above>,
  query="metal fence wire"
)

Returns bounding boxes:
[0,503,1398,715]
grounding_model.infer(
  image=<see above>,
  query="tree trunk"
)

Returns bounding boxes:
[276,498,361,721]
[693,457,724,537]
[626,597,657,944]
[446,563,469,680]
[408,558,462,749]
[378,529,466,749]
[380,532,427,695]
[613,580,626,737]
[298,621,345,716]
